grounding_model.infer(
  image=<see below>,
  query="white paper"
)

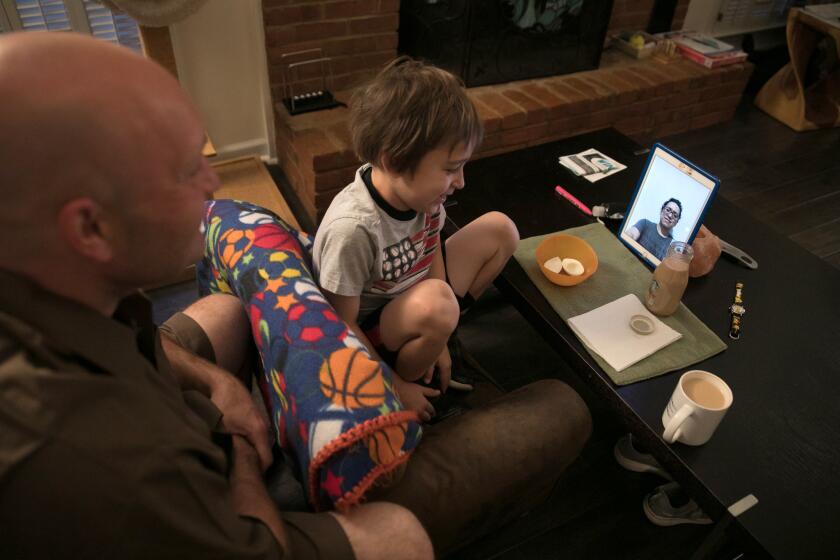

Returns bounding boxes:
[568,294,681,372]
[558,148,627,183]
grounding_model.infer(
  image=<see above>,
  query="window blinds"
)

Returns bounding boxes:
[82,0,140,52]
[0,0,140,53]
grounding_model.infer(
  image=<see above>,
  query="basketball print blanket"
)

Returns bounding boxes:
[196,200,422,511]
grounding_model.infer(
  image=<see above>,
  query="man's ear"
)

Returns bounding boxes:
[56,198,114,263]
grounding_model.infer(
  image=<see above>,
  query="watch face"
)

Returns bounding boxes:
[730,304,746,316]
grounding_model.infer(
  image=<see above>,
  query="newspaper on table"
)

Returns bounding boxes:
[558,148,627,183]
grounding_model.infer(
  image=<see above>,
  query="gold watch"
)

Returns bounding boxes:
[728,282,745,340]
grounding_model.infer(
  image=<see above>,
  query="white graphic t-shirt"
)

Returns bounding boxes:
[313,164,445,323]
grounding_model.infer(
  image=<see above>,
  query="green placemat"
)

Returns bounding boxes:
[513,223,727,385]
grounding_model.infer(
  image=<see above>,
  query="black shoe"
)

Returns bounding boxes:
[447,332,476,392]
[428,390,467,424]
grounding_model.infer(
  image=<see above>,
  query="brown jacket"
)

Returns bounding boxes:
[0,271,280,559]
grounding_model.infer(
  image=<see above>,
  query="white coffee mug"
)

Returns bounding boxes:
[662,370,733,445]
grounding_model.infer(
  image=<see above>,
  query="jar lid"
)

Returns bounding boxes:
[629,314,655,335]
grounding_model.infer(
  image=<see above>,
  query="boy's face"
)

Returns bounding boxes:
[390,141,473,214]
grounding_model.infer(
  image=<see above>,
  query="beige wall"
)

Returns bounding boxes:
[170,0,276,161]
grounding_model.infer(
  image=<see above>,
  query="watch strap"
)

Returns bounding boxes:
[729,282,744,340]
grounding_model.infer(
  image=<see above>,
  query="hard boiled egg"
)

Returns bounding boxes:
[562,258,585,276]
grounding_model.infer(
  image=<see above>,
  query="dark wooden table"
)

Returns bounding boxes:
[444,128,840,559]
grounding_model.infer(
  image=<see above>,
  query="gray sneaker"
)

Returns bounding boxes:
[446,332,476,392]
[613,434,672,480]
[643,482,712,527]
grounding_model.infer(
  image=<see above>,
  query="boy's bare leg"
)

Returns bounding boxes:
[378,278,460,380]
[444,211,519,300]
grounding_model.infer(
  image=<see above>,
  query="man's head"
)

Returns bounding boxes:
[350,57,483,213]
[659,198,682,231]
[0,32,219,308]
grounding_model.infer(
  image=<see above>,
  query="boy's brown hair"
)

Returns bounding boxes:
[349,56,483,175]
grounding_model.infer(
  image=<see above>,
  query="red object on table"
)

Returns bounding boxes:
[555,185,593,216]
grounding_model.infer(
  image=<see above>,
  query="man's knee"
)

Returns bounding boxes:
[333,503,432,560]
[509,379,592,457]
[531,379,591,434]
[181,293,252,373]
[545,379,591,443]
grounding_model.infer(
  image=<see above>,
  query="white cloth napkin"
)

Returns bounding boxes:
[567,294,682,372]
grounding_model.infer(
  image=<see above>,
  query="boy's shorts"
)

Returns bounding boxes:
[360,241,475,370]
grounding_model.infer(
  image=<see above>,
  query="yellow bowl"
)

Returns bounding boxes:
[535,234,598,287]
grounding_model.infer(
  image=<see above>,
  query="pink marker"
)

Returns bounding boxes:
[555,185,593,216]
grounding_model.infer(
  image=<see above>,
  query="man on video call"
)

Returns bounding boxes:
[627,197,683,261]
[627,197,721,277]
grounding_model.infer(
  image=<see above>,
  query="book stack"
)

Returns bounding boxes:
[672,34,748,69]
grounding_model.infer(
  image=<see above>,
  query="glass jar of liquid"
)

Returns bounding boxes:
[645,242,693,316]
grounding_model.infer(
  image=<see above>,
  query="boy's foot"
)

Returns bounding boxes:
[613,434,672,480]
[448,373,475,392]
[642,482,712,526]
[446,332,475,391]
[428,390,467,424]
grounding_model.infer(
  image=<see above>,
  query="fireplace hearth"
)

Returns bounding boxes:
[399,0,615,87]
[262,0,748,225]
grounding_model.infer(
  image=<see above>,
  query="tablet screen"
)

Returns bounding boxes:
[619,144,719,268]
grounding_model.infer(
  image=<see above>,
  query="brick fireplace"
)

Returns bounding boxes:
[262,0,753,225]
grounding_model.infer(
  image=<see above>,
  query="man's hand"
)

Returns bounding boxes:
[161,337,273,470]
[689,225,722,278]
[229,435,288,550]
[211,372,273,470]
[423,346,452,393]
[394,376,439,423]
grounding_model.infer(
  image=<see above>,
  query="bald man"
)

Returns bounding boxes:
[0,32,431,560]
[0,31,594,560]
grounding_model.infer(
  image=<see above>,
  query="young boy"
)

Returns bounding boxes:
[313,57,519,422]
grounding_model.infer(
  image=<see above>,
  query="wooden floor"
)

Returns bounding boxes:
[662,96,840,271]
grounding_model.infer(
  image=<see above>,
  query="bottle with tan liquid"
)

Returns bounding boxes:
[645,242,693,316]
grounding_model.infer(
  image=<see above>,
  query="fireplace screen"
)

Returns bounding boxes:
[507,0,583,30]
[399,0,614,87]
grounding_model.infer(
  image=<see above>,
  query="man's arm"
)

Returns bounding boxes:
[161,336,273,469]
[229,435,289,551]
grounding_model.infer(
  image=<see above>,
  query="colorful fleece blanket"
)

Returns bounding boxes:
[196,199,422,511]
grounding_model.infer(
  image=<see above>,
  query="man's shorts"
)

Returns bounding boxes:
[159,311,355,560]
